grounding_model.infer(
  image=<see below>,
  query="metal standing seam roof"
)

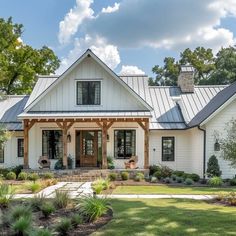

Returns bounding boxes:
[0,96,29,130]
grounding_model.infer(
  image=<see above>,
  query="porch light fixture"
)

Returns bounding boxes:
[107,134,110,142]
[67,133,71,143]
[214,139,220,151]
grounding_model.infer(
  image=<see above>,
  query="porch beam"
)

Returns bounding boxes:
[23,120,29,169]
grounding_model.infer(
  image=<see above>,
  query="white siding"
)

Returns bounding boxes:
[205,98,236,178]
[31,57,146,112]
[149,128,204,176]
[0,132,24,168]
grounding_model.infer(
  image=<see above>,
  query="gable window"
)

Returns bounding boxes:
[76,81,101,105]
[114,130,136,159]
[17,138,24,157]
[162,137,175,161]
[0,143,4,163]
[42,130,63,159]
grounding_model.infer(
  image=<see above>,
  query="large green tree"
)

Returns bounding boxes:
[0,17,60,95]
[150,46,236,86]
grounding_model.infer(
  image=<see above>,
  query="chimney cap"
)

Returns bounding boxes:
[180,65,194,73]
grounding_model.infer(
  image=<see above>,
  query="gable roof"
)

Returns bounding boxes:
[24,49,152,112]
[188,81,236,127]
[0,96,29,130]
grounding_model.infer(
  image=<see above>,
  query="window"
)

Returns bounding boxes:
[76,81,101,105]
[114,130,136,159]
[0,143,4,163]
[162,137,175,161]
[17,138,24,157]
[42,130,63,159]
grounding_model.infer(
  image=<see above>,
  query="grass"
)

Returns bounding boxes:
[112,185,236,195]
[93,198,236,236]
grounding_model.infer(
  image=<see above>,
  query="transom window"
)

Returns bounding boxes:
[42,130,63,159]
[76,81,101,105]
[0,143,4,163]
[114,130,136,159]
[17,138,24,157]
[162,137,175,161]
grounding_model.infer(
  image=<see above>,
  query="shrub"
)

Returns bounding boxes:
[17,171,28,180]
[153,170,162,180]
[159,165,173,178]
[107,156,115,169]
[30,193,46,211]
[71,213,83,227]
[230,178,236,186]
[102,178,111,190]
[134,172,144,182]
[189,173,200,182]
[121,171,129,180]
[11,215,32,236]
[164,177,171,184]
[207,155,222,177]
[149,165,160,176]
[92,178,110,194]
[225,192,236,206]
[34,228,53,236]
[185,178,194,185]
[92,182,104,194]
[0,184,14,207]
[0,168,10,178]
[172,170,185,177]
[54,190,70,209]
[8,205,32,222]
[176,176,184,183]
[42,172,54,179]
[215,192,226,201]
[108,172,117,181]
[55,218,72,236]
[28,172,40,181]
[150,176,158,183]
[208,176,223,186]
[6,171,16,180]
[41,202,55,218]
[182,173,192,180]
[11,165,23,178]
[171,174,177,181]
[79,196,111,222]
[28,181,41,193]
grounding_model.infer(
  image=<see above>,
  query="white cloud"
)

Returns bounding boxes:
[58,0,94,44]
[102,2,120,14]
[57,35,120,74]
[119,65,145,75]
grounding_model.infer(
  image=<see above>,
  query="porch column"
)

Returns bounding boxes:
[102,121,108,169]
[23,120,29,169]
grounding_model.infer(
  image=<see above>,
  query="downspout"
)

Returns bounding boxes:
[198,126,206,179]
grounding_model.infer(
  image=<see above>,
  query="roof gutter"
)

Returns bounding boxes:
[198,126,206,179]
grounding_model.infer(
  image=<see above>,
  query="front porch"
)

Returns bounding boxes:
[23,117,150,170]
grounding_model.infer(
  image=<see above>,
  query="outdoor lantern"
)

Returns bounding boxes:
[107,134,110,141]
[67,133,71,143]
[214,139,220,151]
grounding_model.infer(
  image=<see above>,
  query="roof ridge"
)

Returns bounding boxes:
[119,74,148,77]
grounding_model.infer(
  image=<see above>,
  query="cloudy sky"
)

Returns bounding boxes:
[0,0,236,76]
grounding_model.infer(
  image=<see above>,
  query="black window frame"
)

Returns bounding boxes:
[162,137,175,161]
[114,130,136,159]
[42,130,63,159]
[76,81,101,105]
[17,138,24,158]
[0,142,4,163]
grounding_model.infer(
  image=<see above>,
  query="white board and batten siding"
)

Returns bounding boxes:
[31,57,147,112]
[149,128,204,177]
[205,98,236,178]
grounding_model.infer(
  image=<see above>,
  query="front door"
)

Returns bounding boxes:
[76,131,98,167]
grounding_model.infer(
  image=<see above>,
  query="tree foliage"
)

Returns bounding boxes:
[221,119,236,168]
[206,155,222,177]
[0,17,60,95]
[150,46,236,86]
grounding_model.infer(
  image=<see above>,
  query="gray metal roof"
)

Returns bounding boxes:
[0,96,29,130]
[188,81,236,127]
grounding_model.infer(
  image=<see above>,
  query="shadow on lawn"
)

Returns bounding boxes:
[93,198,236,236]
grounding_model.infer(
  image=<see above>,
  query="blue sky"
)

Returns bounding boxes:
[0,0,236,76]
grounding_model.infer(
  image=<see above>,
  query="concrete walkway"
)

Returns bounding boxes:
[14,182,215,200]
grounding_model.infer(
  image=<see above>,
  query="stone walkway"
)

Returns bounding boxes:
[14,182,215,200]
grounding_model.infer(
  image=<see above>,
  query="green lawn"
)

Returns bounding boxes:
[112,185,236,195]
[93,199,236,236]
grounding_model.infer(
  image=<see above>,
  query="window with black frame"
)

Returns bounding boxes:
[76,81,101,105]
[42,130,63,159]
[0,143,4,163]
[162,137,175,161]
[17,138,24,157]
[114,130,136,159]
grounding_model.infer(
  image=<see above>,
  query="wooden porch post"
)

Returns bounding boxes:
[23,119,29,169]
[62,126,68,169]
[102,121,108,169]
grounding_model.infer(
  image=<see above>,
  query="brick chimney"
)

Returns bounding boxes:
[178,65,195,93]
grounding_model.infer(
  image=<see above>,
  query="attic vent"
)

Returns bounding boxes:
[178,65,194,93]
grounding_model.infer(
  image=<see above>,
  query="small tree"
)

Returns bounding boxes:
[206,155,222,177]
[221,119,236,167]
[0,125,11,144]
